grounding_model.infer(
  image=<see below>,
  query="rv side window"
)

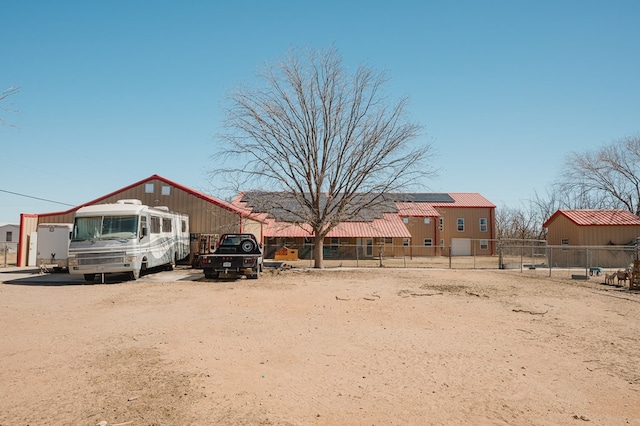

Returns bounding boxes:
[181,220,187,232]
[150,216,161,234]
[140,216,147,237]
[162,218,172,233]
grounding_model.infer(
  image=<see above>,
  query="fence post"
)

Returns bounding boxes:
[473,242,476,269]
[520,242,524,273]
[585,247,589,278]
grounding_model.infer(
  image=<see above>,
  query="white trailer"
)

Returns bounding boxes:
[68,199,189,282]
[36,223,73,270]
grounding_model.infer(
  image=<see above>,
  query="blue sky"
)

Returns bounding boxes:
[1,0,639,224]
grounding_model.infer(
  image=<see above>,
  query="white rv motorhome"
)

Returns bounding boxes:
[36,223,73,270]
[68,200,189,281]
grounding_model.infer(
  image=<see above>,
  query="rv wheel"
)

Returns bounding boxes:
[84,274,96,282]
[166,254,176,271]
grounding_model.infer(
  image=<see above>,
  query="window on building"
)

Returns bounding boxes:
[150,216,161,234]
[440,239,444,248]
[424,238,433,247]
[5,231,12,242]
[384,237,393,244]
[424,218,430,224]
[479,218,487,232]
[457,218,464,232]
[162,218,172,233]
[403,238,410,246]
[439,218,444,231]
[331,237,339,247]
[402,217,409,224]
[561,238,569,251]
[480,239,488,250]
[145,183,154,193]
[161,185,171,196]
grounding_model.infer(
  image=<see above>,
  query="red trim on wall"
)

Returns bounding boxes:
[17,213,38,267]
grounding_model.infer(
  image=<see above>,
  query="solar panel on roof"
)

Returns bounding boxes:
[386,193,454,203]
[241,191,399,222]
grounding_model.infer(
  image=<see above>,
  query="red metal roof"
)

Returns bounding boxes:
[249,192,495,238]
[432,193,495,208]
[394,193,494,217]
[264,213,411,238]
[395,202,440,217]
[543,209,640,228]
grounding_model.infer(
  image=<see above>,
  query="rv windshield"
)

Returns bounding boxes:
[72,215,139,240]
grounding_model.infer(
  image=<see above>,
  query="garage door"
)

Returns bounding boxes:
[451,238,471,256]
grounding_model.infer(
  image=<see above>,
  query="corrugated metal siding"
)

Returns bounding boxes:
[438,207,494,241]
[403,216,441,256]
[36,179,246,236]
[580,225,640,245]
[546,215,580,245]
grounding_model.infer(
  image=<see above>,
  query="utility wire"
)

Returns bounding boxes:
[0,189,75,206]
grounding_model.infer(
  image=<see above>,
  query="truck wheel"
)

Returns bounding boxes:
[248,267,260,279]
[204,270,219,279]
[240,239,256,253]
[84,274,96,282]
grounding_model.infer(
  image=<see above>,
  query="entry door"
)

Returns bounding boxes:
[365,239,373,257]
[28,232,37,266]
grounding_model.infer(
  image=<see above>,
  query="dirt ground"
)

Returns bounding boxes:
[0,266,639,425]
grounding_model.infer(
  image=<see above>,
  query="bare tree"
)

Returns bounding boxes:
[212,47,435,268]
[0,86,19,127]
[560,135,640,215]
[496,204,544,241]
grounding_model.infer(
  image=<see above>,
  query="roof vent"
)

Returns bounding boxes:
[117,199,142,205]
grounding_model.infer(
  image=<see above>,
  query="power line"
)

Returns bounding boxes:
[0,189,75,206]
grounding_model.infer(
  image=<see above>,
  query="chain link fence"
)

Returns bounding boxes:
[265,240,503,269]
[498,239,638,277]
[1,242,18,267]
[264,239,640,276]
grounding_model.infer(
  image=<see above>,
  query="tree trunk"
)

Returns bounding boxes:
[313,237,324,269]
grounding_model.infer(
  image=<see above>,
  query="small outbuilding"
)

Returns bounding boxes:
[543,209,640,246]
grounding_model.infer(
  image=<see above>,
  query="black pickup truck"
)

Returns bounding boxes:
[198,233,263,279]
